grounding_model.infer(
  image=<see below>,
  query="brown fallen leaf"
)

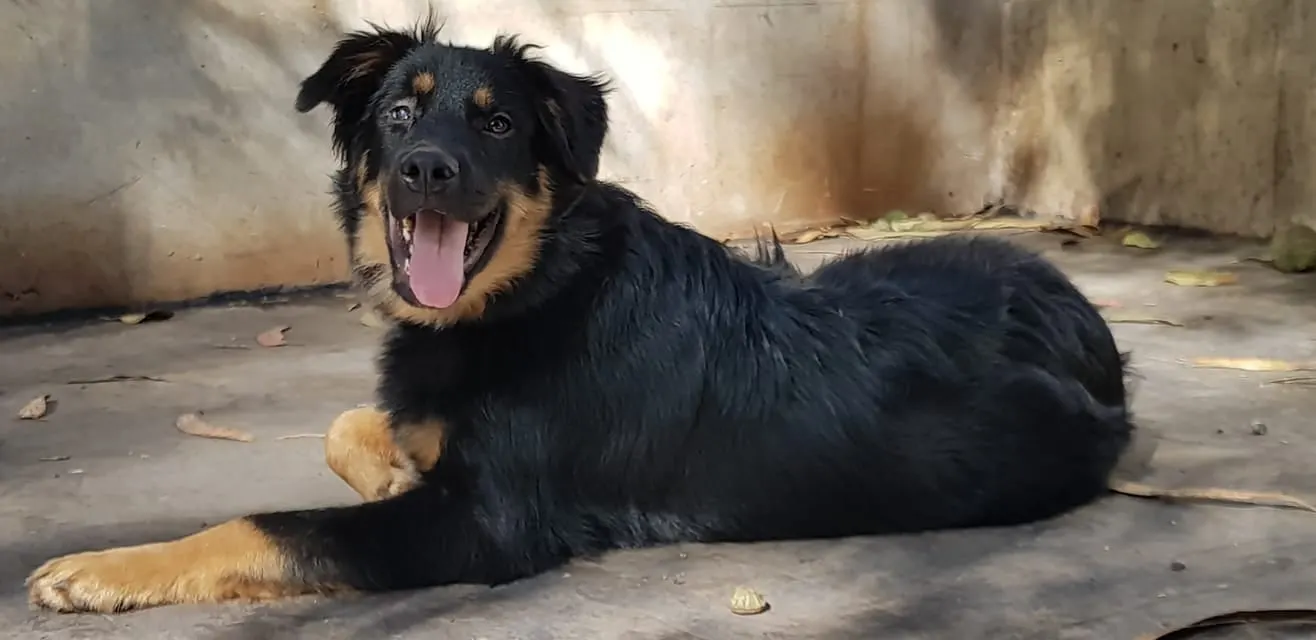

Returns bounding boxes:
[1102,312,1183,327]
[1058,224,1100,239]
[785,227,839,244]
[1191,357,1316,373]
[1164,270,1238,287]
[118,310,174,325]
[17,394,51,420]
[845,227,958,241]
[840,212,1078,242]
[846,227,958,241]
[1234,254,1275,266]
[729,586,769,615]
[1121,231,1161,250]
[256,325,290,348]
[174,412,254,443]
[360,309,388,329]
[1109,480,1316,513]
[1141,609,1316,640]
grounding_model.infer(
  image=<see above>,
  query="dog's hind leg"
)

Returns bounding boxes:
[324,406,445,501]
[28,487,535,613]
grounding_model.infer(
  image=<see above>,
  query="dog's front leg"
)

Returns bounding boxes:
[324,405,445,501]
[27,489,519,613]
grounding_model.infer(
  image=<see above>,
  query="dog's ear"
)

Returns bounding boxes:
[295,23,437,158]
[494,37,610,183]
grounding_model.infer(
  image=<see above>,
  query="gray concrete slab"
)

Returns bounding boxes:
[2,233,1315,639]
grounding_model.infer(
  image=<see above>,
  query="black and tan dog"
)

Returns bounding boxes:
[27,21,1134,613]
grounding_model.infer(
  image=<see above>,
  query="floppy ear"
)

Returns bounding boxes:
[493,37,610,183]
[295,23,438,159]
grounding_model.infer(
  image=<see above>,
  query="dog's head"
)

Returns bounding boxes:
[296,22,609,326]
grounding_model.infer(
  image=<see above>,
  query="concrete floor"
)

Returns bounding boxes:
[2,232,1315,639]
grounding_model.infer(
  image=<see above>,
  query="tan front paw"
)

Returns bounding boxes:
[28,546,183,613]
[28,519,299,614]
[326,406,424,501]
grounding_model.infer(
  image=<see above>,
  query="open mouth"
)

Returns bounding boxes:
[386,207,504,309]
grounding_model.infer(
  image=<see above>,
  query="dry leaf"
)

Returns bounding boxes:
[1102,312,1183,327]
[1267,376,1316,386]
[1142,609,1316,640]
[1109,480,1316,513]
[174,413,254,443]
[1164,270,1238,287]
[965,218,1056,231]
[845,227,954,241]
[1121,231,1161,250]
[786,228,838,244]
[359,309,388,329]
[1191,357,1316,373]
[1065,224,1100,238]
[729,586,769,615]
[66,375,167,385]
[118,310,174,325]
[256,325,290,348]
[18,395,50,420]
[841,213,1068,242]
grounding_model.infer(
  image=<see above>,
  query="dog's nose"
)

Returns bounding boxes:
[398,148,459,193]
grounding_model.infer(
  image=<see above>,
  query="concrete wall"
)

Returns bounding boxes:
[2,0,1312,317]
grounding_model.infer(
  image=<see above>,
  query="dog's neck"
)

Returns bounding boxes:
[465,181,610,325]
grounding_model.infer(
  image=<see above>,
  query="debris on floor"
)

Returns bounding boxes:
[256,325,290,347]
[1163,270,1238,287]
[1269,221,1316,273]
[1101,311,1183,327]
[174,412,254,443]
[729,586,769,615]
[773,211,1093,245]
[16,394,51,420]
[117,309,174,325]
[1108,480,1316,514]
[1121,230,1161,250]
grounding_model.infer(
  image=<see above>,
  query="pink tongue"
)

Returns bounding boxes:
[408,213,469,309]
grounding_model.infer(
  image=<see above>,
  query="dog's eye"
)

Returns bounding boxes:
[484,113,513,136]
[388,105,413,122]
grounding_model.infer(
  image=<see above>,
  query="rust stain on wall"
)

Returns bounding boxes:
[0,201,348,317]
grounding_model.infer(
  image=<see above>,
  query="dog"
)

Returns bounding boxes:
[26,20,1134,613]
